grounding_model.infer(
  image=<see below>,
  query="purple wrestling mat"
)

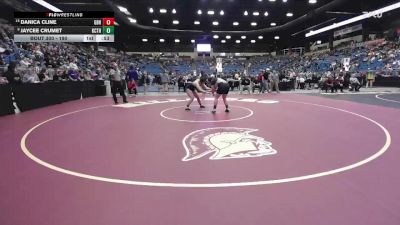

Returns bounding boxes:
[0,94,399,225]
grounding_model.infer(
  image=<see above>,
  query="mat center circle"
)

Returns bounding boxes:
[160,105,254,122]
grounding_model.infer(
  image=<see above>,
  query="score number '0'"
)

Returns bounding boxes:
[95,18,114,26]
[103,18,114,26]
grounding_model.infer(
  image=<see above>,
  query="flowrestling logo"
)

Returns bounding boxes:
[182,127,277,161]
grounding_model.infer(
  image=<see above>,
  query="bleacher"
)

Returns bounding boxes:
[139,61,164,74]
[165,60,193,75]
[194,61,213,74]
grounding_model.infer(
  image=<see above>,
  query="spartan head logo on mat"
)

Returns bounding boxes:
[182,127,277,161]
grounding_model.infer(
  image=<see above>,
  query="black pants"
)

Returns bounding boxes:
[128,88,137,95]
[350,83,361,91]
[335,84,344,92]
[178,82,185,92]
[323,84,335,93]
[252,85,261,93]
[111,81,127,103]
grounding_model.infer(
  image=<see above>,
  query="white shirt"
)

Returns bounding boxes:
[110,69,122,81]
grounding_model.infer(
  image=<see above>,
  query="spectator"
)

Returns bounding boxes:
[177,75,186,92]
[305,72,313,89]
[52,69,60,82]
[4,62,21,85]
[38,68,48,82]
[335,74,345,93]
[366,70,375,88]
[349,74,361,92]
[0,75,8,85]
[83,69,93,81]
[270,71,280,93]
[46,65,55,80]
[22,66,39,83]
[323,75,335,93]
[252,77,262,93]
[240,75,251,94]
[141,71,150,95]
[160,71,170,93]
[60,68,69,81]
[262,70,270,93]
[258,70,266,93]
[68,67,79,81]
[297,75,306,89]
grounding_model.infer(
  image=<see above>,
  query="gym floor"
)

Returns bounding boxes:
[0,92,399,225]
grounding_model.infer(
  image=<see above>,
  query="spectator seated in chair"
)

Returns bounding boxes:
[240,75,252,94]
[228,76,240,91]
[252,77,262,93]
[4,62,21,85]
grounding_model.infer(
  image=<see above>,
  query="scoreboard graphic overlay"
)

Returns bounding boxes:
[14,12,114,42]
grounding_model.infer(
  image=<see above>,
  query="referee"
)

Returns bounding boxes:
[110,62,128,104]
